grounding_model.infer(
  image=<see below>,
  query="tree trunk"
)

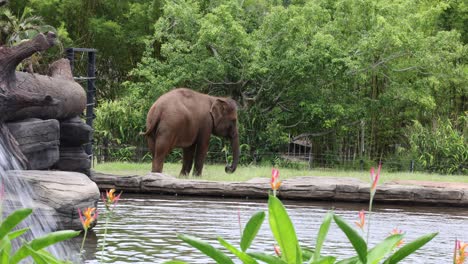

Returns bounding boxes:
[0,32,86,121]
[0,32,86,166]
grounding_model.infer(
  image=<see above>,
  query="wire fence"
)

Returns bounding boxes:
[92,145,467,174]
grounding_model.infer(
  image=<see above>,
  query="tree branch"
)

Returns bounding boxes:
[0,31,56,92]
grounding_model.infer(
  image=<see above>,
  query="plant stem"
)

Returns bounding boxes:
[366,193,374,244]
[80,229,88,255]
[237,208,242,239]
[100,211,110,264]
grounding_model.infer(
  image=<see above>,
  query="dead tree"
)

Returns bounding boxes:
[0,32,86,168]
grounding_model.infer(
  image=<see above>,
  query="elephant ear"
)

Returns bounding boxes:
[210,99,228,127]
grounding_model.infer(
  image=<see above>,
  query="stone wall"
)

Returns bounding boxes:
[91,172,468,207]
[7,117,92,175]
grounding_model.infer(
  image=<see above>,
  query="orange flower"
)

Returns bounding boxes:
[78,207,98,230]
[370,163,382,193]
[355,210,365,230]
[390,228,404,247]
[455,240,468,264]
[270,168,281,191]
[101,188,122,210]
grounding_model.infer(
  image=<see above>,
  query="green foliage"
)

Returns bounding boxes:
[0,208,79,264]
[5,0,466,172]
[174,191,437,264]
[174,195,437,263]
[406,117,467,174]
[268,195,302,263]
[240,211,265,252]
[0,6,55,46]
[94,99,146,147]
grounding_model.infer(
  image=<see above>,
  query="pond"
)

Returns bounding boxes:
[79,194,468,264]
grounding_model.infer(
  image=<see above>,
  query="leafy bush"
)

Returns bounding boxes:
[0,208,79,264]
[166,168,438,264]
[168,195,437,264]
[406,117,467,174]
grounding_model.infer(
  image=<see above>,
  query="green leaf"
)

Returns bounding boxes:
[0,235,11,264]
[311,211,333,263]
[310,256,337,264]
[7,228,29,240]
[383,232,438,264]
[367,234,404,264]
[0,208,32,240]
[26,247,63,264]
[268,195,301,263]
[241,211,265,252]
[248,252,287,264]
[335,256,359,264]
[178,234,235,264]
[218,237,258,264]
[302,247,314,261]
[333,215,367,264]
[10,230,80,264]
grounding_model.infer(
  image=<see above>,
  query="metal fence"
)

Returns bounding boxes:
[92,145,468,174]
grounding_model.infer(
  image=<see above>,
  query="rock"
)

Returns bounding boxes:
[6,170,100,230]
[6,118,59,169]
[90,172,143,192]
[59,117,92,147]
[54,147,91,176]
[90,172,468,207]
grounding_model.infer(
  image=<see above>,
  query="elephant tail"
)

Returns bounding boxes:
[143,110,161,137]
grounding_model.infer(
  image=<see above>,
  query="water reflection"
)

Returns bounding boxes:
[83,194,468,263]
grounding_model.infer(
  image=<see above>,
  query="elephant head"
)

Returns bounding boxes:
[210,98,240,174]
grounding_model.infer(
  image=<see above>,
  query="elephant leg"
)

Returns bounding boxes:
[193,136,210,177]
[152,137,172,173]
[180,144,196,176]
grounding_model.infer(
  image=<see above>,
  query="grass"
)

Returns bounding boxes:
[93,161,468,183]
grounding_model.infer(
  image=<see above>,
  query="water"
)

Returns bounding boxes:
[0,136,78,262]
[82,194,468,264]
[2,136,466,263]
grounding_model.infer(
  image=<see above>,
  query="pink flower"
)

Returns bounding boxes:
[355,210,365,230]
[455,239,468,264]
[270,168,281,191]
[370,163,382,192]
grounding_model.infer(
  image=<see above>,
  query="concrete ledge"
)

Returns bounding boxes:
[90,172,468,207]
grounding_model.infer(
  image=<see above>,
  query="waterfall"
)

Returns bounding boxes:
[0,136,79,262]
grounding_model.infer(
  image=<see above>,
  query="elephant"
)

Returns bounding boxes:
[143,88,240,176]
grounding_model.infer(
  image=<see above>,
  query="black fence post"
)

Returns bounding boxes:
[65,48,97,164]
[86,51,96,156]
[65,48,74,72]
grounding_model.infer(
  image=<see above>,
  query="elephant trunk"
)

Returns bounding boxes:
[225,133,240,174]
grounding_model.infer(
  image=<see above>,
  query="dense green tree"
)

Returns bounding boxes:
[3,0,466,173]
